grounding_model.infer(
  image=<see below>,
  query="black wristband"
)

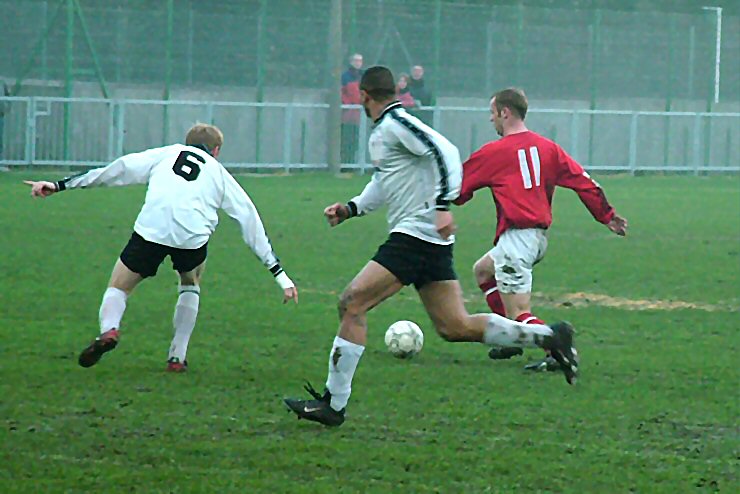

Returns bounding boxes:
[435,199,450,211]
[269,263,284,277]
[346,201,358,218]
[55,181,66,192]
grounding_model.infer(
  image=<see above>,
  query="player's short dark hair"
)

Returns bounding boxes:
[360,66,396,101]
[492,88,528,120]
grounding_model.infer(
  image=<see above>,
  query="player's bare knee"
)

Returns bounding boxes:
[338,289,361,319]
[473,258,494,285]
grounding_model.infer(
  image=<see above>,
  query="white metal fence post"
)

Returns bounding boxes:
[693,114,702,176]
[25,97,35,165]
[283,105,293,173]
[629,112,638,175]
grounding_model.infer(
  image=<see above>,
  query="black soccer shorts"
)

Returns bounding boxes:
[119,232,207,278]
[371,232,457,290]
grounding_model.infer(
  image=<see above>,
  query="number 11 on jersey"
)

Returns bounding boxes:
[517,146,541,189]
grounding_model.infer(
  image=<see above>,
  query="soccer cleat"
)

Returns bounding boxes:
[524,356,561,372]
[78,329,119,368]
[284,381,345,427]
[488,346,524,360]
[544,321,579,385]
[166,357,188,372]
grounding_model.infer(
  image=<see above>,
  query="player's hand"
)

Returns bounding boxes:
[324,202,350,227]
[607,214,628,236]
[24,180,57,198]
[283,286,298,304]
[435,210,457,240]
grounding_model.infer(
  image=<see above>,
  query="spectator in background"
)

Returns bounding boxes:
[396,73,417,109]
[408,65,433,125]
[341,53,364,164]
[0,82,10,163]
[408,65,432,106]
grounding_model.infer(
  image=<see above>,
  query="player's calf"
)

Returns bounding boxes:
[433,315,481,342]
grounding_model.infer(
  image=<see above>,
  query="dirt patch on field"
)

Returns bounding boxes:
[532,291,738,312]
[305,287,738,312]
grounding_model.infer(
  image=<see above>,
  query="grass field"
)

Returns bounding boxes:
[0,171,738,493]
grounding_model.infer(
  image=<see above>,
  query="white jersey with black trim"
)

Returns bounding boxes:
[348,102,462,245]
[55,144,284,275]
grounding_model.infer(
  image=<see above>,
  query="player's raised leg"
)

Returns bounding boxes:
[474,253,506,316]
[78,259,143,368]
[417,280,578,383]
[417,280,545,346]
[167,261,206,372]
[284,261,403,426]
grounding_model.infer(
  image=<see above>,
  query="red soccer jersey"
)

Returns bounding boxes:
[454,131,614,244]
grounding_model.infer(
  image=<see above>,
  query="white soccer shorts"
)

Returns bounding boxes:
[488,228,548,294]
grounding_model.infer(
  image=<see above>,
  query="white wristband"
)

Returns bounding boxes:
[275,271,294,290]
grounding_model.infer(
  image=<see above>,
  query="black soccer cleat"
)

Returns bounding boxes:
[78,329,119,368]
[488,346,524,360]
[544,321,579,385]
[284,381,345,427]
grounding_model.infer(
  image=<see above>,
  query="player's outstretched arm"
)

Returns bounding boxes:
[606,213,628,236]
[555,147,622,228]
[23,180,58,198]
[220,171,298,303]
[29,146,174,195]
[453,146,492,206]
[325,174,385,227]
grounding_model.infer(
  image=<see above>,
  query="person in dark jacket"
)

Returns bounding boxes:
[408,65,432,106]
[408,65,433,124]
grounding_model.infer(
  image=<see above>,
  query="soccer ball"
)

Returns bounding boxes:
[384,320,424,359]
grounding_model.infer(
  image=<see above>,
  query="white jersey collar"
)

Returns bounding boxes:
[374,101,404,124]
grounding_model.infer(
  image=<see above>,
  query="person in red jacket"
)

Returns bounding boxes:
[454,88,628,370]
[341,53,364,163]
[396,73,417,109]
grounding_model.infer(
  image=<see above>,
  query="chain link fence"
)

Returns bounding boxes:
[1,0,738,104]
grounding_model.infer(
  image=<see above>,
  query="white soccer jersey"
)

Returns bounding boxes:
[55,144,284,276]
[348,102,462,245]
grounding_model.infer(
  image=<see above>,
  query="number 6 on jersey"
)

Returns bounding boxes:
[173,151,204,182]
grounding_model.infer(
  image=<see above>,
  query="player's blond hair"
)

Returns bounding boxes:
[185,123,224,152]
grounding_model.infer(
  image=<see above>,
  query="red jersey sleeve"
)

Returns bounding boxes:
[555,146,615,224]
[453,146,492,206]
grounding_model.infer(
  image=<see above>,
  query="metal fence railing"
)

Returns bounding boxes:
[0,96,738,173]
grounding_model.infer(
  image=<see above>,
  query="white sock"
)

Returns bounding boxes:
[168,285,200,361]
[483,313,553,348]
[325,336,365,412]
[99,287,127,333]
